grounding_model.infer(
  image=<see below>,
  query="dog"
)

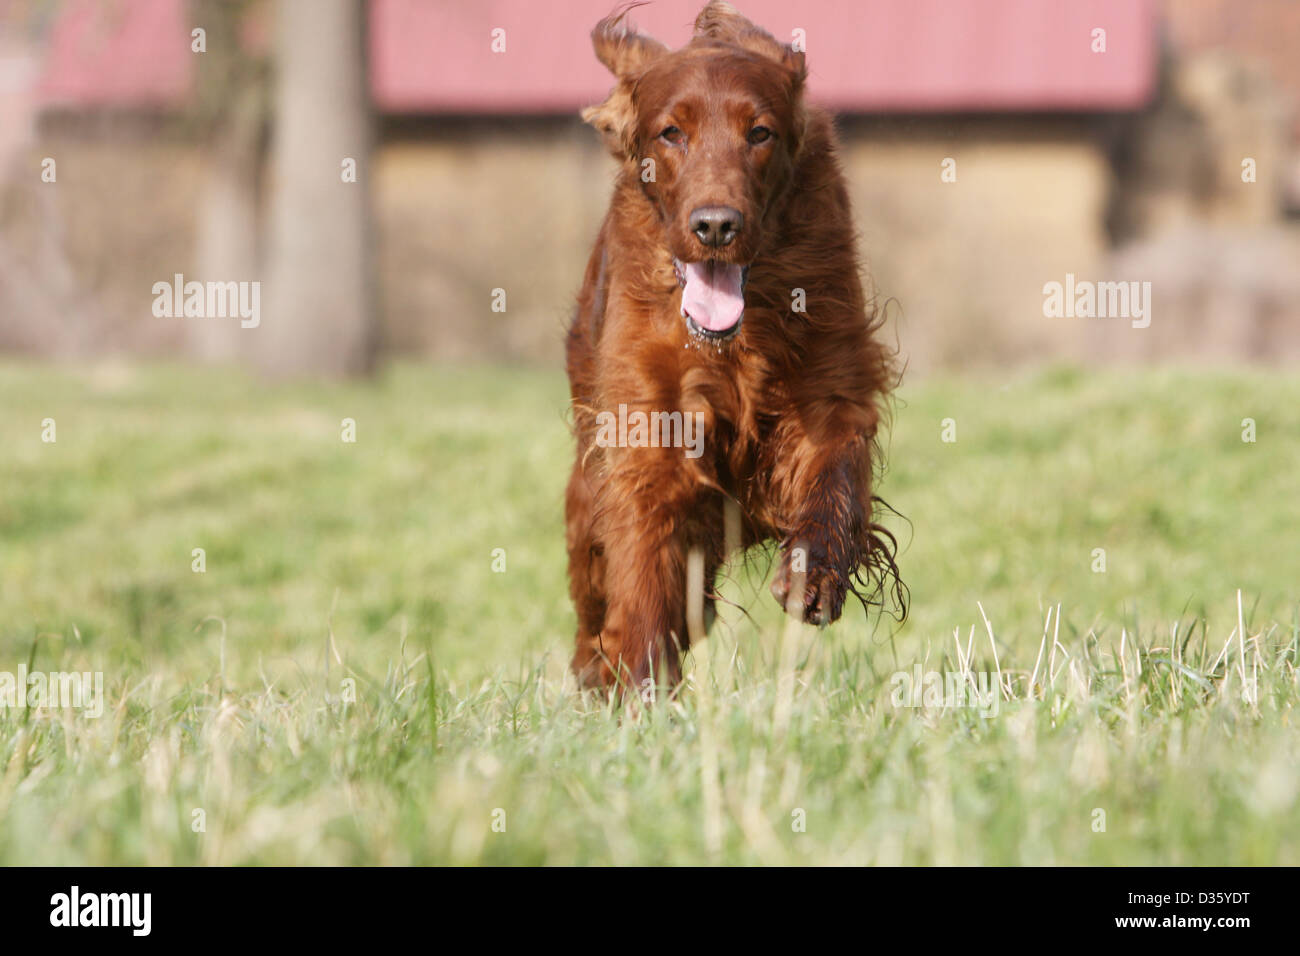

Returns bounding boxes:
[565,1,901,695]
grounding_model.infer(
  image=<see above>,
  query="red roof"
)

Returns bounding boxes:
[371,0,1158,113]
[36,0,193,108]
[33,0,1157,114]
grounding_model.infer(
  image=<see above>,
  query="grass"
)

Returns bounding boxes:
[0,359,1297,864]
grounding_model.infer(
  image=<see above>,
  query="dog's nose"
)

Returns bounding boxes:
[689,206,742,248]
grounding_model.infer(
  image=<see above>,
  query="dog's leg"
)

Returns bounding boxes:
[565,458,613,689]
[767,433,873,626]
[568,470,691,696]
[581,452,709,698]
[601,517,689,697]
[692,495,731,637]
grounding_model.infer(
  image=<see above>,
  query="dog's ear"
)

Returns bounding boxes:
[590,5,668,80]
[693,0,806,83]
[581,86,639,160]
[582,6,667,161]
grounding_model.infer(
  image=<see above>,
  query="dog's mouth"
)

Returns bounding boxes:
[673,259,749,341]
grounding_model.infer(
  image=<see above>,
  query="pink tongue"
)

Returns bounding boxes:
[682,261,745,332]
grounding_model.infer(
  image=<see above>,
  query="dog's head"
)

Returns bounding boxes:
[583,2,807,340]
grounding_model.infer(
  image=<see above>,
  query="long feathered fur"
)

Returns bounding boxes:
[565,2,905,695]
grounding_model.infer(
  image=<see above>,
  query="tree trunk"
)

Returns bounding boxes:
[258,0,375,377]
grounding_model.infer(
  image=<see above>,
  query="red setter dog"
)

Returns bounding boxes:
[566,2,900,695]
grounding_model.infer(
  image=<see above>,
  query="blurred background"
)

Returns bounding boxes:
[3,0,1299,868]
[2,0,1298,376]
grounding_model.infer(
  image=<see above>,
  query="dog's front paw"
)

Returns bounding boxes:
[770,540,848,626]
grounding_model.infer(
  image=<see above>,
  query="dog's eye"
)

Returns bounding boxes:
[747,125,773,145]
[658,125,684,145]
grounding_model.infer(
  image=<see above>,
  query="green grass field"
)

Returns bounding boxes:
[1,360,1297,864]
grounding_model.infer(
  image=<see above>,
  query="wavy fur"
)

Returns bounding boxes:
[566,2,904,695]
